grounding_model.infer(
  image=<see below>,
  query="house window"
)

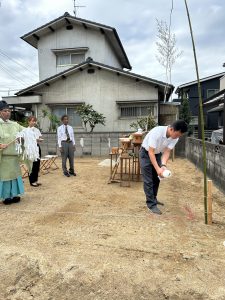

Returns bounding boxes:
[120,105,155,118]
[52,106,82,127]
[207,89,219,98]
[56,53,85,66]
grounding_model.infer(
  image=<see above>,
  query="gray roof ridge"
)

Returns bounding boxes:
[16,60,173,96]
[175,71,225,93]
[90,61,174,88]
[21,12,117,39]
[16,61,88,95]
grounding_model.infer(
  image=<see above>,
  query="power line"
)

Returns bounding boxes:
[0,88,21,92]
[0,58,34,85]
[0,48,38,79]
[0,61,29,86]
[0,57,36,85]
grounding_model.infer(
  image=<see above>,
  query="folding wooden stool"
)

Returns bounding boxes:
[44,155,59,170]
[20,164,29,178]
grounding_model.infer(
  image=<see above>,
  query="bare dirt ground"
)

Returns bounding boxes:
[1,157,225,300]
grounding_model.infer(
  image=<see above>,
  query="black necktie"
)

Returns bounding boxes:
[65,125,70,141]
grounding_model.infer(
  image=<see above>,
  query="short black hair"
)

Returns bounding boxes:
[171,120,188,133]
[0,100,9,111]
[61,114,68,121]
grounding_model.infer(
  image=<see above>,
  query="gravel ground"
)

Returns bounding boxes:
[0,157,225,300]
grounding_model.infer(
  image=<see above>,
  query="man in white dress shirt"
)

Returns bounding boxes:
[57,115,76,177]
[140,120,188,215]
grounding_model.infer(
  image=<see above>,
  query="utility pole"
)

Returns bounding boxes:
[73,0,85,17]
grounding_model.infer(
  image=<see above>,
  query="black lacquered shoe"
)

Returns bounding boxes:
[69,172,76,176]
[148,205,162,215]
[12,197,21,203]
[3,198,14,205]
[156,200,164,206]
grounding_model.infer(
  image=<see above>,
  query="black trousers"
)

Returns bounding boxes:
[29,144,41,184]
[139,147,162,208]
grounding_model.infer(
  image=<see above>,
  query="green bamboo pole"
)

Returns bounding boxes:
[184,0,208,224]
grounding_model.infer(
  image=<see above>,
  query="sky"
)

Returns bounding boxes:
[0,0,225,99]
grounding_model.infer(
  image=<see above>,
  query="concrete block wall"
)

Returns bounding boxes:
[186,137,225,194]
[40,132,131,157]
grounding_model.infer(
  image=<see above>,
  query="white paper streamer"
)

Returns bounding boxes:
[108,137,111,149]
[16,127,39,161]
[80,138,84,148]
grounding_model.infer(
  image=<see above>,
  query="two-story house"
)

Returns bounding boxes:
[203,74,225,130]
[3,12,174,132]
[175,72,225,128]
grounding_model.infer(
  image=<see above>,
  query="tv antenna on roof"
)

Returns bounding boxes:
[73,0,85,17]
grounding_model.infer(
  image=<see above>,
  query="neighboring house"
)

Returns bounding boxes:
[203,75,225,130]
[175,72,225,128]
[3,12,174,132]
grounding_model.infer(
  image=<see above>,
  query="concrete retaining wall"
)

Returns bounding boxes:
[185,137,225,193]
[41,132,130,157]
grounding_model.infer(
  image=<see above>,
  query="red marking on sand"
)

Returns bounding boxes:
[183,204,196,220]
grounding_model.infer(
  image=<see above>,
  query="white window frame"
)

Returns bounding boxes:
[56,53,85,67]
[52,105,83,128]
[207,89,219,98]
[119,104,156,119]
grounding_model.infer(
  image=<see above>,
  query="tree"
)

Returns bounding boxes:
[179,93,193,135]
[76,104,106,132]
[130,113,157,132]
[75,104,92,131]
[48,114,60,132]
[179,93,192,124]
[41,109,60,132]
[156,18,183,101]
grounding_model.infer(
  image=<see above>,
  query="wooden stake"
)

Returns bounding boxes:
[108,149,124,183]
[207,180,212,225]
[172,147,175,162]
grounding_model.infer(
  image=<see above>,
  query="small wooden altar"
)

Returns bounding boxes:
[108,131,145,186]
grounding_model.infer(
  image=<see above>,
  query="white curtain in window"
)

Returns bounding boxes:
[71,54,85,65]
[57,55,70,66]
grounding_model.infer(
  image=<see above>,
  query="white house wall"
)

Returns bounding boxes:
[220,75,225,91]
[38,25,122,80]
[35,68,158,132]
